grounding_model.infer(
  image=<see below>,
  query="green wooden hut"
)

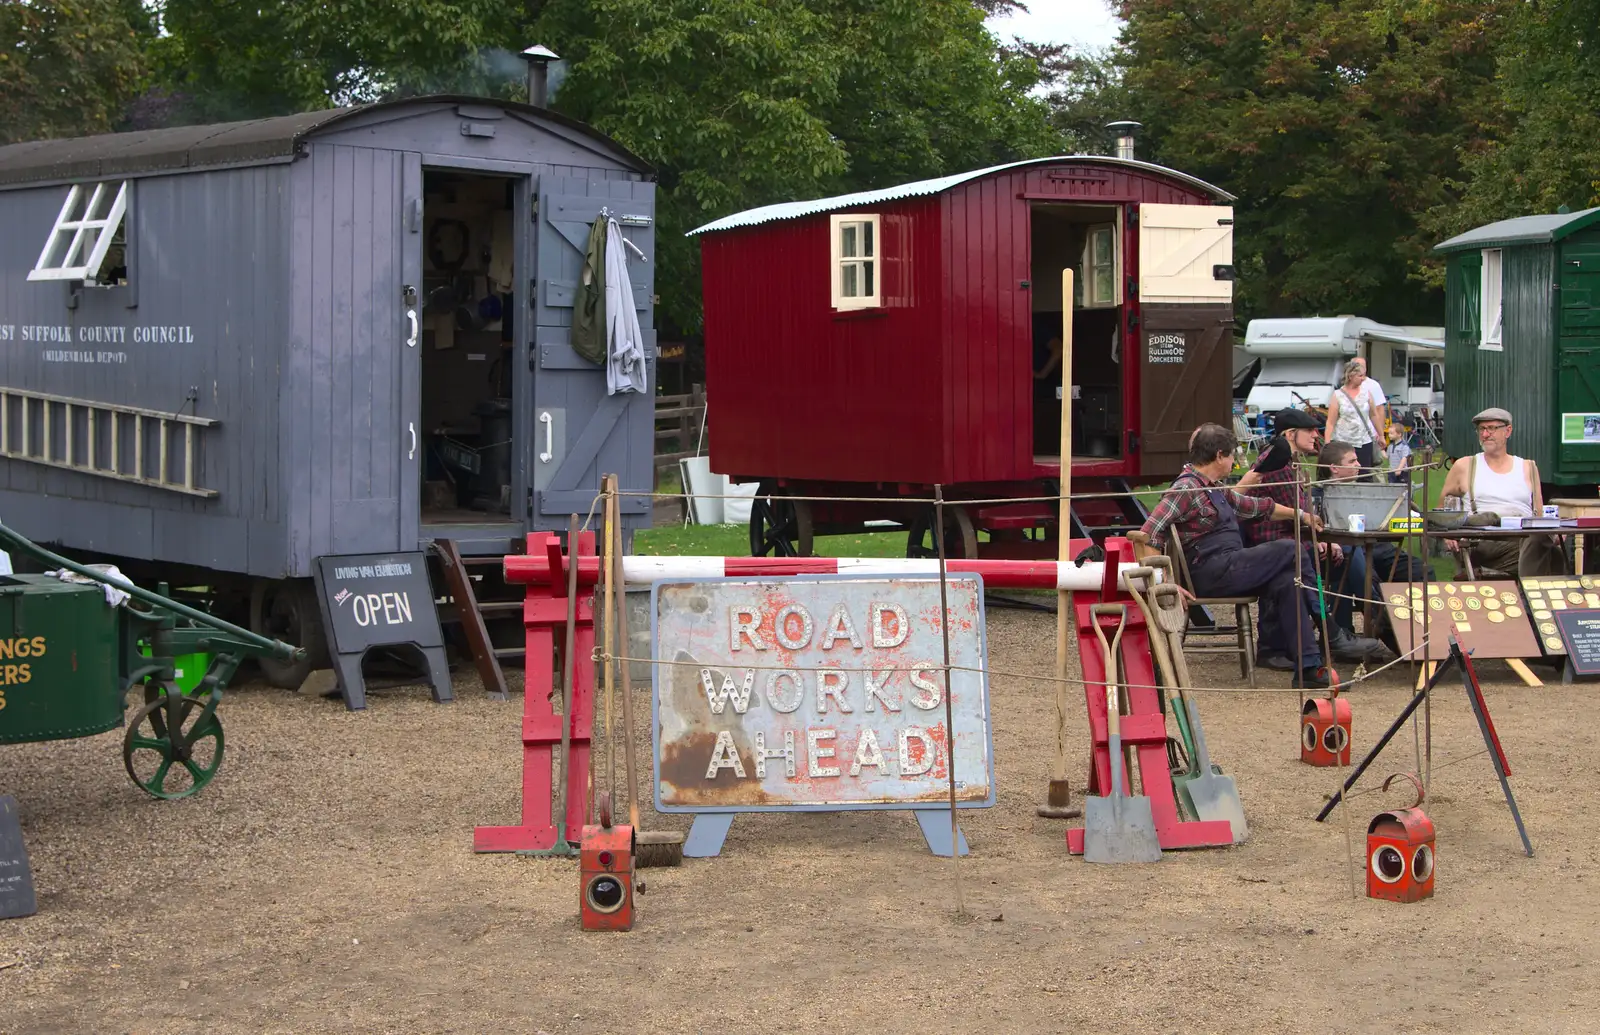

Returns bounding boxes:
[1435,208,1600,491]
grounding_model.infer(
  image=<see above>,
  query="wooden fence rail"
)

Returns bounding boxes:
[655,384,706,482]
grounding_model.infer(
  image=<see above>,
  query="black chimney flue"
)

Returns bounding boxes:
[521,45,559,107]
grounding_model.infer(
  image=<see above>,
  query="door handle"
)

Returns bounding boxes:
[408,422,416,460]
[405,308,418,347]
[539,412,553,462]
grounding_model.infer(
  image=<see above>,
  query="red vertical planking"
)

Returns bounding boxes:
[697,158,1220,490]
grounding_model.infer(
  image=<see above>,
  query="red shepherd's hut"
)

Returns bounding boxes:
[690,136,1237,558]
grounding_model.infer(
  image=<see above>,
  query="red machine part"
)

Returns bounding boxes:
[580,797,637,932]
[1367,776,1435,904]
[473,531,599,853]
[1067,542,1235,854]
[1301,697,1352,767]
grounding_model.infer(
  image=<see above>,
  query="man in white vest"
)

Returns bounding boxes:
[1437,407,1559,576]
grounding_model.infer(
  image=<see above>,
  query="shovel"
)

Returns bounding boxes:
[1121,568,1200,820]
[1082,603,1163,865]
[1151,584,1250,843]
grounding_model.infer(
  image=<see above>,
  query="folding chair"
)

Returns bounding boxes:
[1167,530,1257,687]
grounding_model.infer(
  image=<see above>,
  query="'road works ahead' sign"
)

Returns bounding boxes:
[650,574,994,813]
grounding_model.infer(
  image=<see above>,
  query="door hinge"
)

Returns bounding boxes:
[1127,430,1140,455]
[530,197,539,223]
[527,488,534,518]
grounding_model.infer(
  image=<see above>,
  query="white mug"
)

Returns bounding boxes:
[1347,514,1366,533]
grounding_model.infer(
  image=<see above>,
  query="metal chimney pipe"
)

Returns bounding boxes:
[521,45,559,107]
[1105,120,1142,160]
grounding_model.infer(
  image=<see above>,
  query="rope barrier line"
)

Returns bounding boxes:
[592,635,1432,696]
[614,458,1450,508]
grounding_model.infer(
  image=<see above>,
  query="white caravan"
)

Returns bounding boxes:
[1241,316,1444,429]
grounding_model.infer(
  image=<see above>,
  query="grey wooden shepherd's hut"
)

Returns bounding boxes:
[1435,208,1600,491]
[0,92,659,685]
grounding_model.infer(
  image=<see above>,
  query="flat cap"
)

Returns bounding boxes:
[1472,407,1513,424]
[1273,407,1322,431]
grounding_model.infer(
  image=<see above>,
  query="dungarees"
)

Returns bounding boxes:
[1187,490,1322,670]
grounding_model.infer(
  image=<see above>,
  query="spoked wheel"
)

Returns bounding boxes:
[122,683,225,800]
[749,487,814,557]
[906,504,978,559]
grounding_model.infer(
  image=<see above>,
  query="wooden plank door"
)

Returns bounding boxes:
[1137,203,1235,304]
[528,176,657,531]
[398,153,424,551]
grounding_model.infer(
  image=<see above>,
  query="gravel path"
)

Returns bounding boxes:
[2,606,1595,1034]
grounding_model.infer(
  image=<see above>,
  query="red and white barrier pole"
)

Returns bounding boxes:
[607,552,1157,592]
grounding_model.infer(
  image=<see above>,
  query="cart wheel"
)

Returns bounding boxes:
[122,684,225,800]
[250,578,328,688]
[749,490,813,557]
[906,504,978,559]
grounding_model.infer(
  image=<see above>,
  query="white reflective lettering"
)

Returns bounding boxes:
[700,667,755,715]
[908,663,944,710]
[816,669,851,714]
[765,670,804,713]
[774,603,814,650]
[704,730,746,778]
[899,727,934,777]
[871,602,910,648]
[820,603,864,650]
[850,728,887,776]
[863,668,900,712]
[754,730,796,778]
[807,728,840,777]
[730,605,766,651]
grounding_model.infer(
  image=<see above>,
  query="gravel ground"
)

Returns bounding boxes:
[2,605,1596,1035]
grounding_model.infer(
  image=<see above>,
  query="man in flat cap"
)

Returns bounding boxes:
[1239,408,1385,667]
[1438,407,1563,576]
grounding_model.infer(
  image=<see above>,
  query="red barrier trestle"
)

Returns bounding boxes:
[473,531,600,853]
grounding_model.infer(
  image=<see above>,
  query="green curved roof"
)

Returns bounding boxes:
[1434,206,1600,253]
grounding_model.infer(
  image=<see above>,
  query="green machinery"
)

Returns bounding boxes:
[0,521,304,800]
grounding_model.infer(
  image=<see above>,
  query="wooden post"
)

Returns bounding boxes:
[1039,269,1081,819]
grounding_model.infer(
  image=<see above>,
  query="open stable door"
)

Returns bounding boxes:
[1136,203,1236,478]
[529,177,657,530]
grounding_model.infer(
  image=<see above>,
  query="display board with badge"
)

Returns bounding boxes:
[1517,574,1600,657]
[1379,579,1540,661]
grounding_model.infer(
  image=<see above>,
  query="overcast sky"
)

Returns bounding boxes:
[985,1,1124,52]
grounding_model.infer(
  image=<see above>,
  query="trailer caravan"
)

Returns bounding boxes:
[1242,316,1444,433]
[0,93,659,690]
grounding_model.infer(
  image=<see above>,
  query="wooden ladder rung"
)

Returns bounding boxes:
[431,538,509,698]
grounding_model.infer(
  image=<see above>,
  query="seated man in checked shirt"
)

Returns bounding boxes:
[1140,422,1332,689]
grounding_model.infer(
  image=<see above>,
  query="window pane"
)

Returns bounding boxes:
[862,261,874,297]
[841,224,858,258]
[1094,266,1114,303]
[862,220,874,258]
[842,262,859,297]
[1092,228,1111,265]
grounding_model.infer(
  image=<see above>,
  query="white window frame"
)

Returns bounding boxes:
[1080,221,1120,308]
[1479,247,1503,350]
[29,180,130,284]
[830,213,880,310]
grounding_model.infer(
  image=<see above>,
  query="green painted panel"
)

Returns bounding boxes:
[0,575,122,744]
[1559,242,1600,332]
[1557,345,1600,476]
[1444,253,1483,458]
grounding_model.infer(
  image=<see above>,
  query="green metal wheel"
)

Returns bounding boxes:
[121,683,225,800]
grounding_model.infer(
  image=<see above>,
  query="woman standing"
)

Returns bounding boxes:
[1324,360,1381,480]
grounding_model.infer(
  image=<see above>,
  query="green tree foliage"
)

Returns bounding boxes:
[1433,0,1600,248]
[533,0,1062,332]
[0,0,153,145]
[1106,0,1507,322]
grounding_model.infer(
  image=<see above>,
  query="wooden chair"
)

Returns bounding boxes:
[1166,530,1257,687]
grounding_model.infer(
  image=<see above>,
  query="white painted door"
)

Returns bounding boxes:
[1138,203,1235,304]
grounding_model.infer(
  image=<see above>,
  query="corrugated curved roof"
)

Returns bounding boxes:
[0,95,653,187]
[686,155,1235,236]
[1434,207,1600,253]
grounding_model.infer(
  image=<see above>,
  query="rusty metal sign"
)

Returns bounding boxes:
[649,574,994,815]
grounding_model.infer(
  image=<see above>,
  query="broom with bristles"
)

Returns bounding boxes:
[606,473,685,867]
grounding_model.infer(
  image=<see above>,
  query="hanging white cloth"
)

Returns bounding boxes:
[603,217,648,396]
[43,563,133,607]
